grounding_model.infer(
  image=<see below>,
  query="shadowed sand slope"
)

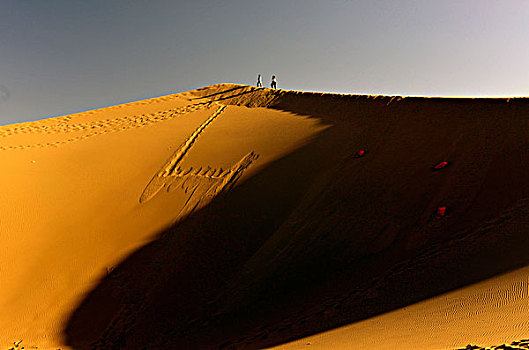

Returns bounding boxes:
[1,84,528,349]
[272,265,529,350]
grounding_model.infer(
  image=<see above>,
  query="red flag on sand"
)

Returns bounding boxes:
[354,150,367,158]
[436,206,447,219]
[432,161,449,170]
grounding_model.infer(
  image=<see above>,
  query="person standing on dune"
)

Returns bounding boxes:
[256,74,263,87]
[271,75,277,89]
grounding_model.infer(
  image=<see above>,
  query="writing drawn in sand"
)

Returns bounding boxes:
[140,104,259,217]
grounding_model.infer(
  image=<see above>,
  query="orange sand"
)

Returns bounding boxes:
[271,266,529,350]
[0,84,528,349]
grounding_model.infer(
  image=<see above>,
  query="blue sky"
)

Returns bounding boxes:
[1,0,528,124]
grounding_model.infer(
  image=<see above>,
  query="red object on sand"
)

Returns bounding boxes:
[433,161,449,170]
[436,206,447,218]
[354,150,367,158]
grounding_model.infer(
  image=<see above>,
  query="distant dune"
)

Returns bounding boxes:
[0,84,528,349]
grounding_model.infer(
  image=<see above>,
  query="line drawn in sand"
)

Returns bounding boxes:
[140,104,259,217]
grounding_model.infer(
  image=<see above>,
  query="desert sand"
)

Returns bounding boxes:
[0,84,528,349]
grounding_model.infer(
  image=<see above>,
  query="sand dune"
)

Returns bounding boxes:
[1,83,528,349]
[271,265,529,349]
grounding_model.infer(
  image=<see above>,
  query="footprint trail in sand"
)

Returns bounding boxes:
[0,98,212,151]
[140,103,259,217]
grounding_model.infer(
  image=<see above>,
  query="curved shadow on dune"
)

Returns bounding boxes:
[63,118,343,349]
[64,94,529,349]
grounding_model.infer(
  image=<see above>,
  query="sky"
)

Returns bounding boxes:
[1,0,529,125]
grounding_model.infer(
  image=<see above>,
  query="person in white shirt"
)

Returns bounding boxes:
[256,74,263,87]
[271,75,277,89]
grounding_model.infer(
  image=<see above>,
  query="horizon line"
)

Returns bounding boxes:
[1,81,527,127]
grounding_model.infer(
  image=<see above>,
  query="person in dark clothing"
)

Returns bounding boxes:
[271,75,277,89]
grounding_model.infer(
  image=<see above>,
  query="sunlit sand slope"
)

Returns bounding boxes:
[1,84,528,349]
[0,85,326,349]
[272,265,529,350]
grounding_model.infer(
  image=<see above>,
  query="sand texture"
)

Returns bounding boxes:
[0,84,528,349]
